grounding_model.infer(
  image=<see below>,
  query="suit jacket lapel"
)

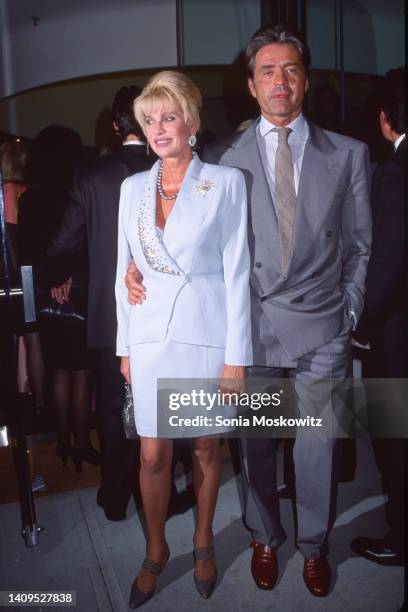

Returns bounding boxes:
[293,123,339,243]
[225,121,281,276]
[138,157,213,277]
[163,156,214,274]
[138,160,185,276]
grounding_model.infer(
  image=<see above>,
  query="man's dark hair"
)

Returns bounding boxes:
[32,125,82,185]
[245,23,311,78]
[379,67,404,135]
[112,85,144,140]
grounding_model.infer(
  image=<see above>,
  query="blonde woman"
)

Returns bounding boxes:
[116,71,252,608]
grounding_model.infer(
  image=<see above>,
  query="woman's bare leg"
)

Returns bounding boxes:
[137,437,173,592]
[192,437,221,580]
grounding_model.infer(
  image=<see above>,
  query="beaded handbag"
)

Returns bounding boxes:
[122,382,138,439]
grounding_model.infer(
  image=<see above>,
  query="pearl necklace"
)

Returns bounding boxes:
[157,161,178,200]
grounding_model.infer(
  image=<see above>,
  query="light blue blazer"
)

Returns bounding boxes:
[115,156,253,366]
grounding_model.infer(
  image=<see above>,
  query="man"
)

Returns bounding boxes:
[127,24,371,596]
[48,86,153,520]
[351,67,405,566]
[203,24,371,597]
[203,24,371,596]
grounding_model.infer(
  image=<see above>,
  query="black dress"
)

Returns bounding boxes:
[18,182,90,371]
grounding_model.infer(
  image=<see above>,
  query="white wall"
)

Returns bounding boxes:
[182,0,260,65]
[0,0,178,98]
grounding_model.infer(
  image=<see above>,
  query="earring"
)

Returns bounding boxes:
[146,141,150,155]
[188,134,197,148]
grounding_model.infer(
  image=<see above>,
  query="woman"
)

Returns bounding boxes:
[18,125,99,471]
[115,71,252,608]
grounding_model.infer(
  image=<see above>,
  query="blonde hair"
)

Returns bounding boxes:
[134,71,201,131]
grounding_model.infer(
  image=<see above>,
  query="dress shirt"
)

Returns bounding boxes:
[256,113,309,368]
[258,112,309,197]
[123,140,145,146]
[394,133,405,151]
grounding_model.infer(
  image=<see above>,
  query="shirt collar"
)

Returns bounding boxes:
[394,133,405,151]
[123,140,145,146]
[259,112,308,140]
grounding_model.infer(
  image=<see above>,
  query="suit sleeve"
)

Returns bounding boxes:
[220,169,253,365]
[115,179,132,357]
[355,161,403,339]
[46,169,87,285]
[339,141,372,323]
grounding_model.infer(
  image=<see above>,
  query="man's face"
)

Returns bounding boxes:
[248,43,309,126]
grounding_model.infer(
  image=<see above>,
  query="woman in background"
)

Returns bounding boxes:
[18,125,99,471]
[0,138,47,406]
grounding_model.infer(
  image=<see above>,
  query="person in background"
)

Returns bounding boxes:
[0,138,30,224]
[18,125,98,472]
[0,138,46,406]
[308,83,344,134]
[47,87,153,520]
[351,67,405,566]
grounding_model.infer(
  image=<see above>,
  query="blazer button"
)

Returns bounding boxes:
[326,230,332,237]
[255,262,262,268]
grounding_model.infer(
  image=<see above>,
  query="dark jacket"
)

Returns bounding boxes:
[355,139,405,375]
[18,181,87,311]
[47,143,154,348]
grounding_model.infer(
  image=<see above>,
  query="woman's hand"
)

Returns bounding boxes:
[120,356,131,384]
[219,364,246,399]
[51,277,72,304]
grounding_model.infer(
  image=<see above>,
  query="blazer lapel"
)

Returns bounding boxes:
[293,123,339,242]
[163,156,214,274]
[138,160,185,276]
[225,121,281,276]
[137,157,214,277]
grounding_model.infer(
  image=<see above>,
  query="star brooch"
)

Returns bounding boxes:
[194,178,216,197]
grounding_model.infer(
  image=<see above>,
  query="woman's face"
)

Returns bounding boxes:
[144,100,197,161]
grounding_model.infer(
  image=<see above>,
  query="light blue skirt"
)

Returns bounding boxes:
[129,335,235,438]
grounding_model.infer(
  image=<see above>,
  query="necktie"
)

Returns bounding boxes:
[275,127,296,269]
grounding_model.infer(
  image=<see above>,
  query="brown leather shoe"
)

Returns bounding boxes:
[303,558,331,597]
[250,540,278,590]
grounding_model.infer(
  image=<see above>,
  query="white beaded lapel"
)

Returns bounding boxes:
[137,164,184,276]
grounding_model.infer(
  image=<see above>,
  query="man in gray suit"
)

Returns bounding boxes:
[126,24,371,597]
[203,24,371,597]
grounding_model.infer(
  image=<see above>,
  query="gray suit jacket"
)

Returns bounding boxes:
[204,118,372,364]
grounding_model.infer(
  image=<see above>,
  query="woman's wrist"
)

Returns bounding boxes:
[222,364,246,376]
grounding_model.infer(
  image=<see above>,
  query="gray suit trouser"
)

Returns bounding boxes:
[240,322,352,559]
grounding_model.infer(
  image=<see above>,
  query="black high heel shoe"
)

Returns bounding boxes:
[70,446,101,473]
[129,545,170,609]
